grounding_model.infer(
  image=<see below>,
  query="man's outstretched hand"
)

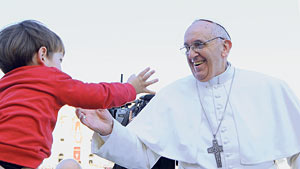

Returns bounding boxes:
[76,108,114,136]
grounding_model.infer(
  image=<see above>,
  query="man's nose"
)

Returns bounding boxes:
[187,48,198,60]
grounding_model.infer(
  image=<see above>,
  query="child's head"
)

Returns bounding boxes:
[56,159,82,169]
[0,20,65,74]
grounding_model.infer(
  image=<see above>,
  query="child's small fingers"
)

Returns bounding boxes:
[143,70,155,80]
[145,78,159,86]
[137,67,150,77]
[144,88,156,95]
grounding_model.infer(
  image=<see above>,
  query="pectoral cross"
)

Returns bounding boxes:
[207,139,223,168]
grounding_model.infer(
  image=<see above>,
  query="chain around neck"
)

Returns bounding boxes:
[196,68,236,139]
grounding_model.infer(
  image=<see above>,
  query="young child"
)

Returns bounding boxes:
[0,20,158,169]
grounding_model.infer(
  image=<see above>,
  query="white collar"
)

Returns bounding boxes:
[197,62,234,86]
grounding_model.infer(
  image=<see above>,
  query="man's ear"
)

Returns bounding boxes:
[221,39,232,58]
[36,46,48,65]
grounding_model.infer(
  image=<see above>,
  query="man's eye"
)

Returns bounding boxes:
[193,42,204,49]
[184,46,190,50]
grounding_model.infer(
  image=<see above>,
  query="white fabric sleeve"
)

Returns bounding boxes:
[99,133,110,142]
[91,119,161,169]
[287,152,300,169]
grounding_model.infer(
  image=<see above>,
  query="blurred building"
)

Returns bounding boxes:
[39,106,114,169]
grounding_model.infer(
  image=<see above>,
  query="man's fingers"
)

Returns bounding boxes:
[78,113,86,121]
[76,108,87,123]
[75,108,82,118]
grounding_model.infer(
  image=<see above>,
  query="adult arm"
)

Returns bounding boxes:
[76,109,161,169]
[288,152,300,169]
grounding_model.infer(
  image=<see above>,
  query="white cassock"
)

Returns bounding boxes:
[91,64,300,169]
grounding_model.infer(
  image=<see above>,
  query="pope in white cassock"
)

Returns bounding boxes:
[77,19,300,169]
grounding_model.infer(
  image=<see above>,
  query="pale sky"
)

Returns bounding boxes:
[0,0,300,96]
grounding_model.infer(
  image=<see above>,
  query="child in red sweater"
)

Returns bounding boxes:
[0,20,158,169]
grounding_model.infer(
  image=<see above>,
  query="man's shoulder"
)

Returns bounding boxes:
[157,75,195,98]
[164,75,195,89]
[236,68,284,86]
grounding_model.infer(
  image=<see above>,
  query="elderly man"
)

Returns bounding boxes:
[77,19,300,169]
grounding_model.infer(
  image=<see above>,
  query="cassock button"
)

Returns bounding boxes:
[223,139,229,144]
[216,104,223,110]
[226,153,231,158]
[215,95,221,98]
[221,127,226,133]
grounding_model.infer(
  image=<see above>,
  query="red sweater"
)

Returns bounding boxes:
[0,65,136,168]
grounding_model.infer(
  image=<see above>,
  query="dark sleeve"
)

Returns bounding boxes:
[54,71,136,109]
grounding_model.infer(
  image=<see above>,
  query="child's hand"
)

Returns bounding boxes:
[127,67,158,94]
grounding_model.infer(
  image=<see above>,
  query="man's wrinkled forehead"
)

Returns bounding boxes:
[184,21,214,43]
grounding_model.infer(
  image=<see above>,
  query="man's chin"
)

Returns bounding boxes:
[193,74,209,82]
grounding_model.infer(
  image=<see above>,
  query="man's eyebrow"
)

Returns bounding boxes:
[184,39,204,46]
[193,39,204,43]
